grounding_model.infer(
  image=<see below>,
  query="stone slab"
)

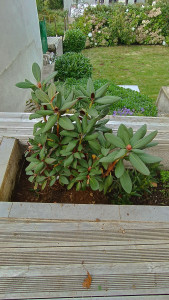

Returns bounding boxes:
[0,202,12,217]
[156,86,169,115]
[9,202,120,221]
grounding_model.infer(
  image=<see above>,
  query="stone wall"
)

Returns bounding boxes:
[0,0,43,112]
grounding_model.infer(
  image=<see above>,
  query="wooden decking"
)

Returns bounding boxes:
[1,203,169,299]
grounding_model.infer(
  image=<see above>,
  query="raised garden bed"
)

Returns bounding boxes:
[1,112,169,204]
[1,112,169,299]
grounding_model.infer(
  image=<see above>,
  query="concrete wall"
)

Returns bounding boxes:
[0,0,43,112]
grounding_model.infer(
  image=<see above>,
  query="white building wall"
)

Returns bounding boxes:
[0,0,43,112]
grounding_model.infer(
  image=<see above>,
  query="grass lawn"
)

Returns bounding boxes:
[83,45,169,101]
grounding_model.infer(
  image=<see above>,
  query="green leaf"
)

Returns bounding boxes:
[105,133,125,148]
[95,96,120,105]
[74,152,81,159]
[59,176,69,185]
[97,107,109,120]
[144,142,158,148]
[101,148,110,156]
[50,177,57,187]
[88,140,101,152]
[120,171,132,194]
[61,136,73,145]
[48,83,56,100]
[42,71,58,84]
[40,147,46,160]
[32,62,41,82]
[79,159,88,168]
[35,89,50,103]
[87,108,98,118]
[67,181,75,190]
[16,81,36,89]
[115,159,125,178]
[45,158,56,164]
[90,178,99,191]
[95,83,109,99]
[74,114,82,133]
[133,131,158,149]
[60,99,78,112]
[60,130,79,138]
[41,180,48,190]
[100,150,119,163]
[28,176,35,183]
[137,153,162,164]
[59,116,74,130]
[117,124,130,146]
[85,133,98,141]
[26,157,39,163]
[34,162,45,174]
[66,140,78,152]
[129,153,150,175]
[86,118,97,134]
[87,78,95,96]
[82,114,88,133]
[43,115,58,133]
[114,149,126,160]
[76,182,81,191]
[25,162,38,172]
[130,124,147,146]
[36,110,54,116]
[64,155,74,167]
[104,174,113,194]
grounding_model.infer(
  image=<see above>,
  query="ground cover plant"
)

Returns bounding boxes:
[16,63,161,197]
[82,45,169,101]
[71,1,169,47]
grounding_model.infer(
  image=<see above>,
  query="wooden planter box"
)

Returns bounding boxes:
[1,112,169,299]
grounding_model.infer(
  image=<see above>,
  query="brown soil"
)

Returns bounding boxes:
[11,160,169,205]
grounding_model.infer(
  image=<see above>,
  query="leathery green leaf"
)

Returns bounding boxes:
[90,178,99,191]
[129,153,150,176]
[42,115,58,133]
[95,96,120,105]
[133,131,158,149]
[130,124,147,146]
[35,89,50,103]
[104,174,113,194]
[59,116,74,130]
[105,133,125,149]
[120,171,132,194]
[32,62,41,82]
[115,159,125,178]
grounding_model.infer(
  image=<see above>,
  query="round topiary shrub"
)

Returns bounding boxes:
[63,29,86,53]
[54,52,93,81]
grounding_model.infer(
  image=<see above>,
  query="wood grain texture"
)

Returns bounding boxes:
[1,217,169,299]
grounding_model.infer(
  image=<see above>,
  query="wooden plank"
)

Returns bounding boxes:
[1,218,169,299]
[0,138,22,202]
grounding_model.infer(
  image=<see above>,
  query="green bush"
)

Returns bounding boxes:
[16,64,161,195]
[48,0,63,10]
[54,52,93,81]
[59,78,158,117]
[63,29,86,53]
